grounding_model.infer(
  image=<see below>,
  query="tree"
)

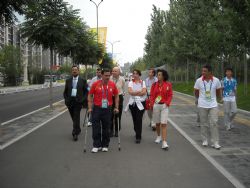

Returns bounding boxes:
[130,58,146,71]
[100,52,114,70]
[21,0,80,108]
[0,45,22,86]
[142,0,250,85]
[0,0,31,24]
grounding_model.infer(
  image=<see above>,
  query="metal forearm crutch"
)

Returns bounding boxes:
[83,109,89,153]
[115,112,121,151]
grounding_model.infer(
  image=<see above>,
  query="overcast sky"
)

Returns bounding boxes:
[65,0,170,66]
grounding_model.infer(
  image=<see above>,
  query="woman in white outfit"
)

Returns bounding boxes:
[125,69,147,144]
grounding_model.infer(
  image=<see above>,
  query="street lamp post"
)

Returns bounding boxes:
[90,0,104,43]
[107,40,120,61]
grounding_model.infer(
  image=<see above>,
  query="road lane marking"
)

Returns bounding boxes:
[1,99,64,126]
[169,114,197,117]
[0,108,68,150]
[169,118,246,188]
[171,103,194,106]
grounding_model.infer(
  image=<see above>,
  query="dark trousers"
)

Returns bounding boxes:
[129,101,145,140]
[67,99,82,135]
[111,95,124,133]
[92,106,112,148]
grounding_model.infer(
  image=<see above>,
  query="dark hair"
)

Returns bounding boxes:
[157,69,169,81]
[133,69,141,76]
[101,68,111,74]
[72,65,79,70]
[225,67,233,73]
[202,64,212,73]
[148,68,156,76]
[96,68,101,71]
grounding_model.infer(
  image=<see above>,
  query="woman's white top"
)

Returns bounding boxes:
[125,80,147,111]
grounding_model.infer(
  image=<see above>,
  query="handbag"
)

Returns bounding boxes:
[145,98,152,110]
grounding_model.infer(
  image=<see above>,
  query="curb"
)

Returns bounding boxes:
[0,83,64,95]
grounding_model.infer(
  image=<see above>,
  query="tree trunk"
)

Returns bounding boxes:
[174,62,177,82]
[221,60,224,80]
[243,51,248,96]
[49,47,53,109]
[85,63,88,80]
[186,59,189,84]
[195,61,199,79]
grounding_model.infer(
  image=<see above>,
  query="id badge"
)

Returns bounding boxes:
[155,96,162,104]
[71,88,77,97]
[102,99,108,108]
[205,91,211,101]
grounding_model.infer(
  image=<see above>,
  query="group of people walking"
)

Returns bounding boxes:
[63,64,237,153]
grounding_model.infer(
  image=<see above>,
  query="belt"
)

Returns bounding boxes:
[158,102,165,104]
[94,105,112,108]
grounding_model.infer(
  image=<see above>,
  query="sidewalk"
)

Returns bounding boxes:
[170,92,250,188]
[0,82,65,95]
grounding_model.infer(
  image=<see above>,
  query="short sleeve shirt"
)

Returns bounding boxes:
[89,80,118,106]
[128,80,147,101]
[194,76,221,108]
[221,77,237,102]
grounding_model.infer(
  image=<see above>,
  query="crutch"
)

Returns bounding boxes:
[83,109,89,153]
[115,112,121,151]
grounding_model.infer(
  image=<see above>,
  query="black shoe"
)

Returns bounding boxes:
[73,134,78,141]
[152,127,156,131]
[135,139,141,144]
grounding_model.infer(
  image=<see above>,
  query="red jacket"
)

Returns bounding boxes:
[150,81,173,107]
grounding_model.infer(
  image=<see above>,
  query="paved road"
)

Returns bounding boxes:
[0,86,65,123]
[170,92,250,188]
[0,106,234,187]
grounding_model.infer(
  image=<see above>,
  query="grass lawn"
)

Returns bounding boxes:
[172,82,250,111]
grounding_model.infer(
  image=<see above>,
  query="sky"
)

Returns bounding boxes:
[65,0,170,66]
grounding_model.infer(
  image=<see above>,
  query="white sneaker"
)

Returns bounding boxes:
[226,126,231,131]
[155,136,162,144]
[87,121,92,127]
[162,141,169,149]
[91,147,102,153]
[202,140,208,147]
[196,123,201,127]
[151,122,156,128]
[211,142,221,150]
[102,147,108,152]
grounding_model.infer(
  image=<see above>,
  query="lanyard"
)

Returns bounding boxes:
[203,80,213,92]
[102,85,108,99]
[158,83,163,94]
